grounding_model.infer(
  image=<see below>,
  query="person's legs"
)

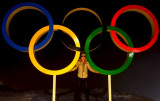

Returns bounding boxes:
[76,78,82,101]
[84,78,89,101]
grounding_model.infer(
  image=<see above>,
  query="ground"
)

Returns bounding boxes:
[0,86,153,101]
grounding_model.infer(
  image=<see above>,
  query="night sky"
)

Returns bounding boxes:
[0,0,160,100]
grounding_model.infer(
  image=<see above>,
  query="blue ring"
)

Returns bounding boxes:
[2,2,54,52]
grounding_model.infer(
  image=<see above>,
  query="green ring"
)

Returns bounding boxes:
[84,26,134,75]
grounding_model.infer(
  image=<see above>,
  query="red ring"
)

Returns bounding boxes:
[111,5,159,53]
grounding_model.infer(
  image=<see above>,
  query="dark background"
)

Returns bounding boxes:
[0,0,160,100]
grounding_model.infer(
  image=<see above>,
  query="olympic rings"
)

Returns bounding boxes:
[85,26,134,75]
[2,2,54,52]
[29,25,80,75]
[111,5,159,53]
[62,7,103,52]
[2,3,159,75]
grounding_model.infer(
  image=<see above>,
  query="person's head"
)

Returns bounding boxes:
[81,53,86,62]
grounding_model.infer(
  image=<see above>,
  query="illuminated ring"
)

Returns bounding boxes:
[2,2,54,52]
[85,26,134,75]
[62,7,103,52]
[29,25,80,75]
[111,5,159,53]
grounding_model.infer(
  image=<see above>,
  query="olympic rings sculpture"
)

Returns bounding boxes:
[1,2,159,75]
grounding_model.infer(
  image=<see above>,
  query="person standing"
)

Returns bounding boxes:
[70,53,98,101]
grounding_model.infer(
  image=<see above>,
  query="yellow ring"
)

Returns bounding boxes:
[29,25,80,75]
